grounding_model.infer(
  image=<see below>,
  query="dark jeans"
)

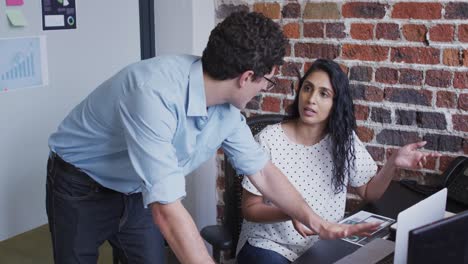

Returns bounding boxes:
[237,241,291,264]
[46,153,165,264]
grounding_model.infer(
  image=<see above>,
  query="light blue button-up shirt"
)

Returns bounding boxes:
[49,55,268,206]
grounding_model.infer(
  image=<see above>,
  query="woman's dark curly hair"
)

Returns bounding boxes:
[202,11,288,80]
[289,59,356,194]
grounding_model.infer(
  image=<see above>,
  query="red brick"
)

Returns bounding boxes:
[253,3,281,19]
[443,49,461,66]
[436,91,457,108]
[350,23,374,40]
[430,24,454,42]
[285,43,291,57]
[294,43,339,59]
[283,98,295,114]
[424,156,437,170]
[261,96,281,112]
[391,47,440,64]
[376,23,400,40]
[283,23,300,39]
[402,24,427,42]
[459,93,468,110]
[399,69,423,85]
[303,23,324,38]
[350,66,372,82]
[385,88,432,106]
[392,3,442,19]
[425,70,451,88]
[342,44,389,61]
[216,4,249,19]
[464,50,468,67]
[282,2,301,18]
[303,2,340,19]
[454,72,468,89]
[445,2,468,20]
[281,61,301,77]
[366,146,385,162]
[459,25,468,42]
[356,126,374,142]
[272,78,294,95]
[354,104,369,121]
[439,156,456,172]
[326,23,346,39]
[342,2,386,19]
[364,86,384,102]
[453,114,468,132]
[375,67,398,84]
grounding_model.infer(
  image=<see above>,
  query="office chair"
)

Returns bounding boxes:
[200,114,287,262]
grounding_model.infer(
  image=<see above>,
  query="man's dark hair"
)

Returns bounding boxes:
[202,11,288,80]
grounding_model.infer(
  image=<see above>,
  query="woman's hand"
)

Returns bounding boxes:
[292,218,316,238]
[392,141,441,169]
[316,221,381,240]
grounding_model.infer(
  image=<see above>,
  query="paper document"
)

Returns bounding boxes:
[339,211,395,246]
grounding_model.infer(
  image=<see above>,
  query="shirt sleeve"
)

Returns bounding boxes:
[241,127,272,196]
[118,88,186,206]
[348,132,378,188]
[221,114,269,176]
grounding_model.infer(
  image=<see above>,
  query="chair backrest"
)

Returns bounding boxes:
[223,114,287,257]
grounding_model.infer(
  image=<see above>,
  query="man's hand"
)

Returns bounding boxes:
[151,200,215,264]
[316,221,381,240]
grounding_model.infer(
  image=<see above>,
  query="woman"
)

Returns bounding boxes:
[236,59,439,263]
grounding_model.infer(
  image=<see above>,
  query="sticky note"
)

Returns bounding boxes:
[6,0,23,6]
[6,9,27,26]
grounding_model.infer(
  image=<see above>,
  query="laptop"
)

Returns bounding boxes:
[335,188,447,264]
[407,209,468,263]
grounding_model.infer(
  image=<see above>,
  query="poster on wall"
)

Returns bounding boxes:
[41,0,77,30]
[0,36,49,92]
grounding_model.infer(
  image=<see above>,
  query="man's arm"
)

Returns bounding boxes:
[151,200,214,264]
[247,161,380,239]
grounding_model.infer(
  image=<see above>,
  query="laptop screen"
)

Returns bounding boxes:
[407,210,468,264]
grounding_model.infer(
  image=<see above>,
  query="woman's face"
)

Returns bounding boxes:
[298,70,335,127]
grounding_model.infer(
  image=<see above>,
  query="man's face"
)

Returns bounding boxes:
[232,67,277,109]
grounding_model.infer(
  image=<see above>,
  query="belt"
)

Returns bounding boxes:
[49,152,81,173]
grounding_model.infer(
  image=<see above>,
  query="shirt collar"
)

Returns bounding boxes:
[187,59,207,117]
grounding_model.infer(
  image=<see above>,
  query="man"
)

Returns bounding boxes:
[46,11,378,263]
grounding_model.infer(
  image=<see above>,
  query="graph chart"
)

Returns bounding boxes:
[0,36,48,92]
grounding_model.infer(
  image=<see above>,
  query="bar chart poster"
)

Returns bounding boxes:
[0,36,49,92]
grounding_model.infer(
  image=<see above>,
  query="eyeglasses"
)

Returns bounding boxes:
[264,76,279,91]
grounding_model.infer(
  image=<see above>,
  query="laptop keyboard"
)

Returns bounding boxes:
[377,252,394,264]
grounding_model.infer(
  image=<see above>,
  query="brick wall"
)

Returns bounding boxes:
[213,0,468,244]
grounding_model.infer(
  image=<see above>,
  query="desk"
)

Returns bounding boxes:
[293,181,467,264]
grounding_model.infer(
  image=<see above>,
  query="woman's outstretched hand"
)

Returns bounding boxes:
[316,221,381,240]
[392,141,441,169]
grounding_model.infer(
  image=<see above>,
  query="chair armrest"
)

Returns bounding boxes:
[200,225,232,250]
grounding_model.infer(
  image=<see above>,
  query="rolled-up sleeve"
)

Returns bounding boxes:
[222,115,269,176]
[118,89,186,206]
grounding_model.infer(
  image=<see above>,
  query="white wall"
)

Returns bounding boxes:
[0,1,140,241]
[154,0,217,235]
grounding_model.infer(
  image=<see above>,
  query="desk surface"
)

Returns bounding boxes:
[293,181,467,264]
